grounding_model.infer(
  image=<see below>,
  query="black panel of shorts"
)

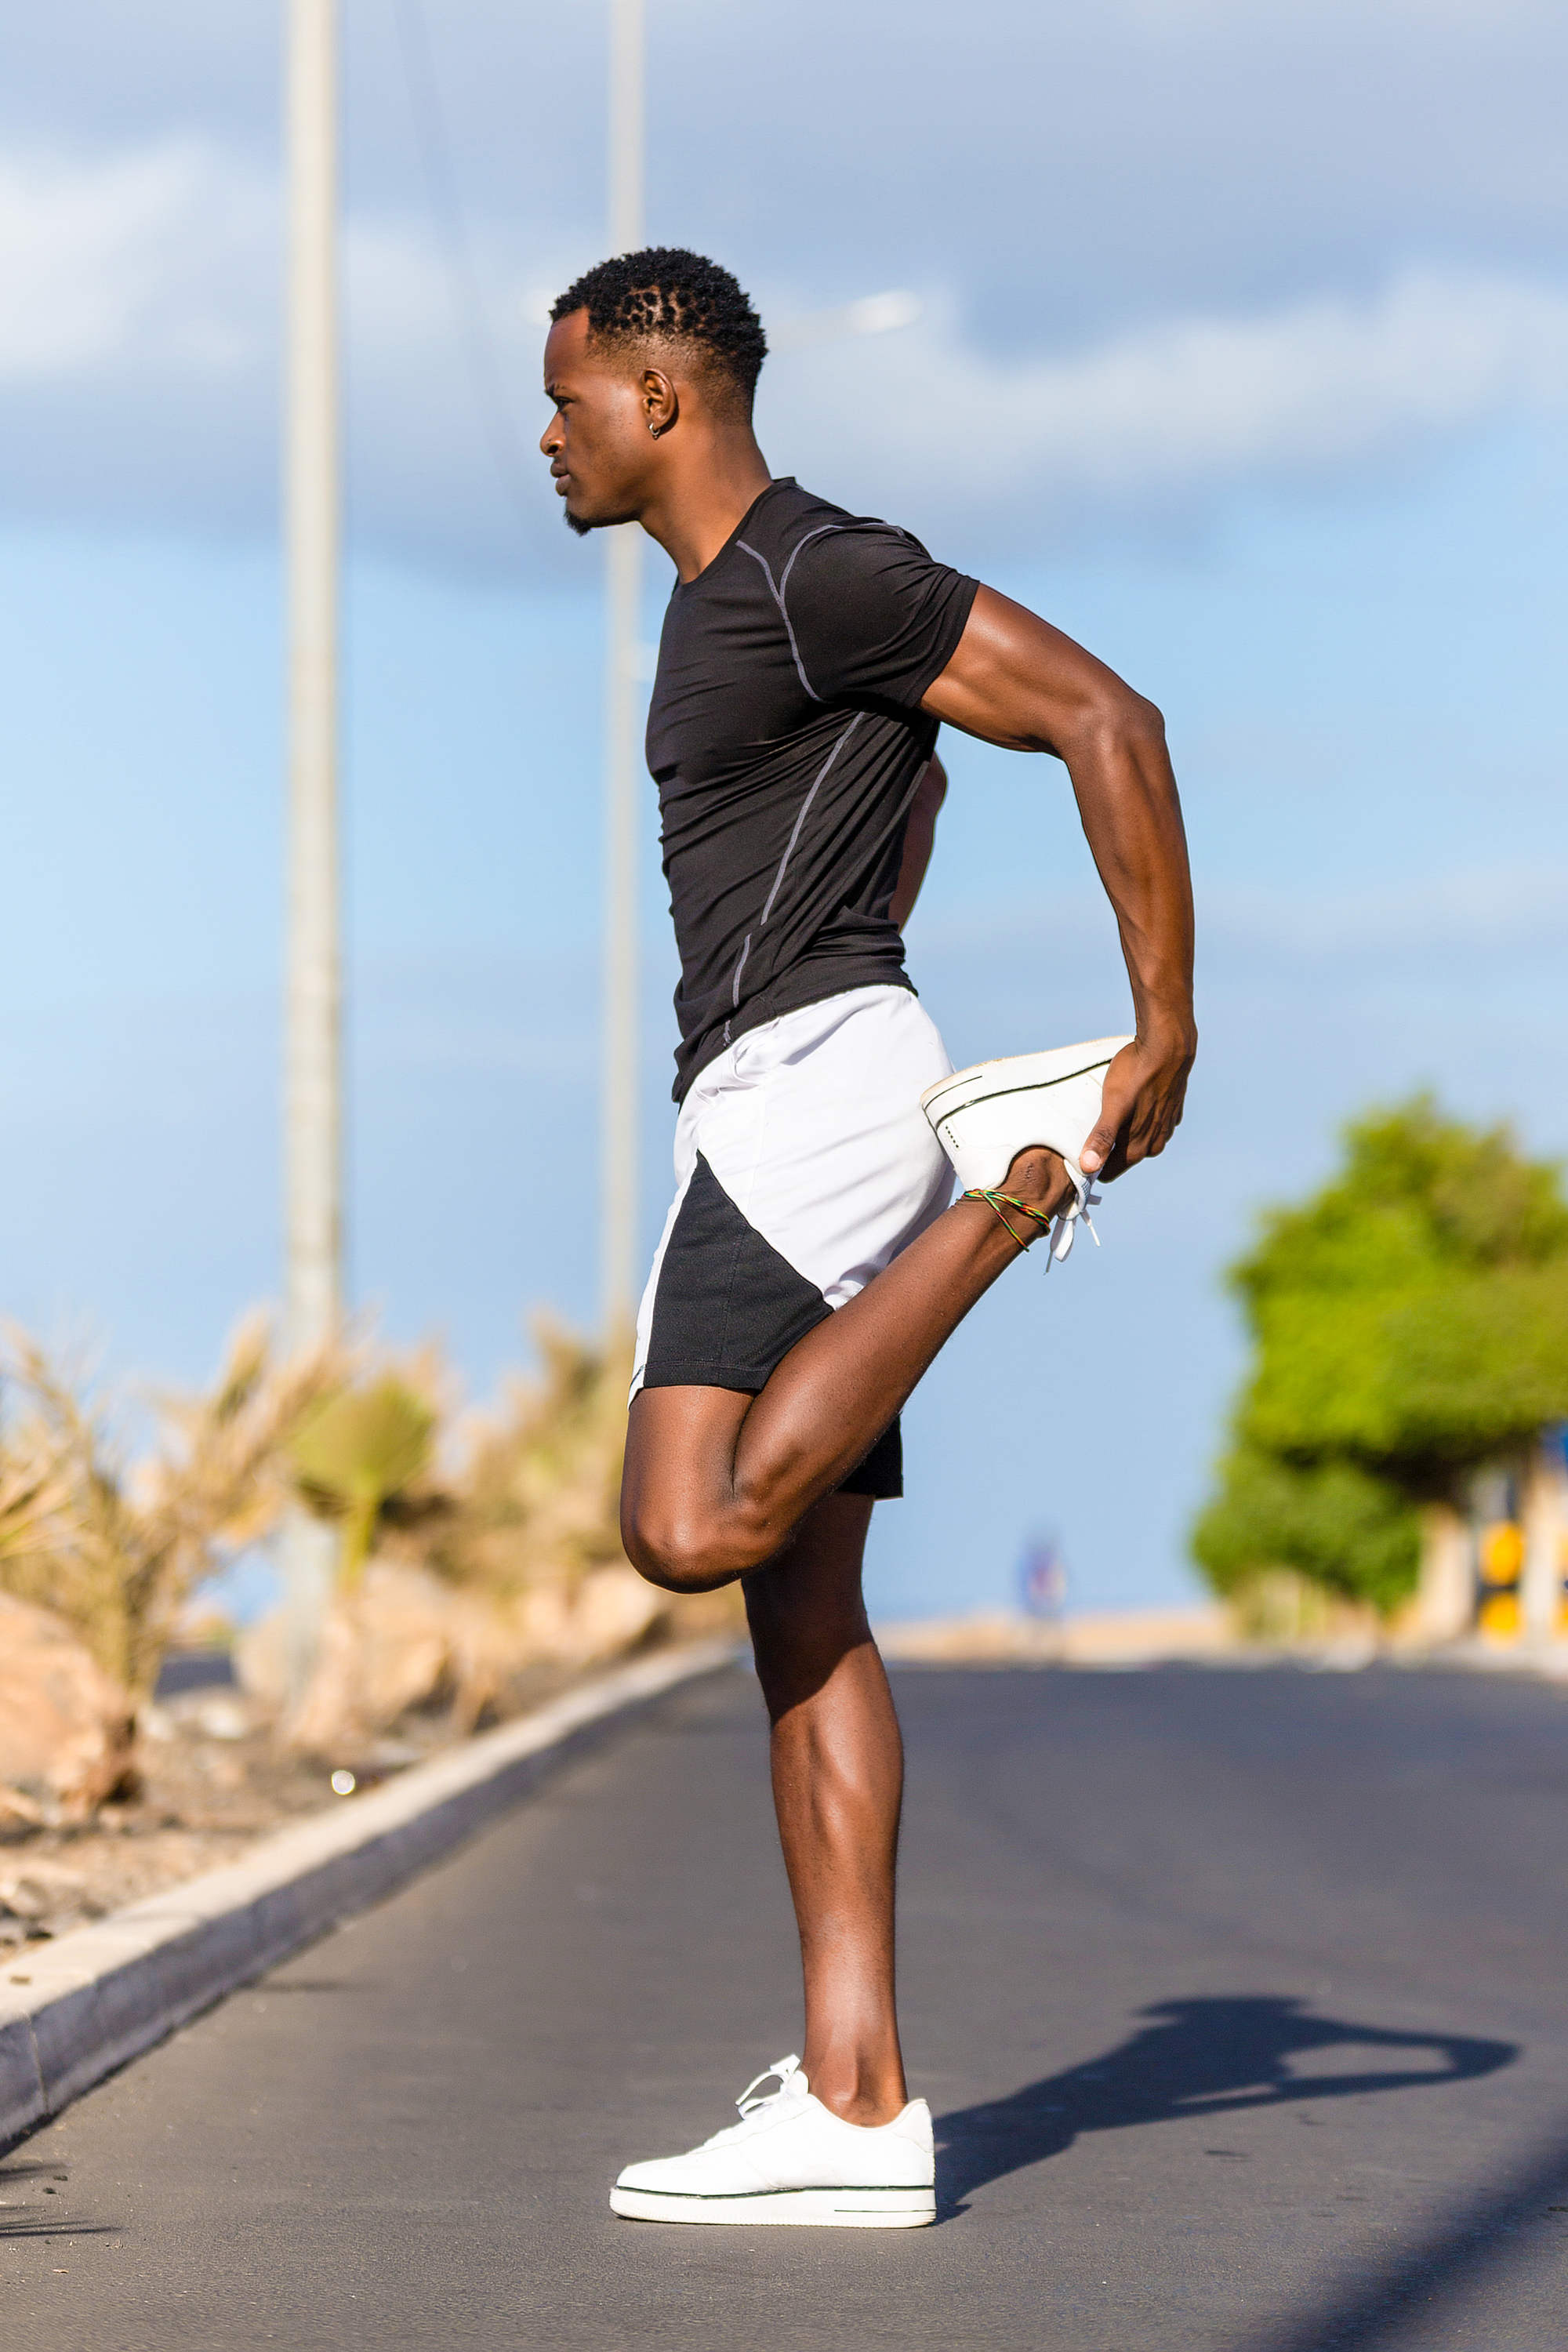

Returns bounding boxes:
[641,1152,903,1500]
[837,1415,902,1500]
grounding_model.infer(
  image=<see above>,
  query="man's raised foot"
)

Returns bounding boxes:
[923,1034,1133,1259]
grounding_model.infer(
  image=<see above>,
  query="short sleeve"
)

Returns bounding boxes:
[779,521,978,710]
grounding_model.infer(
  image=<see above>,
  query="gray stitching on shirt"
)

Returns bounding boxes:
[737,524,844,701]
[737,517,918,704]
[775,523,844,602]
[721,713,863,1019]
[760,713,862,925]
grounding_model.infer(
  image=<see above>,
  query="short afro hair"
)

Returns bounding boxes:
[550,248,768,411]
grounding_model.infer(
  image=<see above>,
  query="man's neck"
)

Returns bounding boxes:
[638,430,775,583]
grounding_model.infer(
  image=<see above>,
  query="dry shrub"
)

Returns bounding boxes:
[397,1315,637,1598]
[0,1317,347,1703]
[348,1317,742,1715]
[2,1309,741,1766]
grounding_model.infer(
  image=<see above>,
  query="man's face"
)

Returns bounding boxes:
[539,309,654,535]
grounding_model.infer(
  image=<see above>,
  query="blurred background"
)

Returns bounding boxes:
[4,0,1565,1632]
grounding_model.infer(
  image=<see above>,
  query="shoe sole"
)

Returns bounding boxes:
[609,2183,935,2227]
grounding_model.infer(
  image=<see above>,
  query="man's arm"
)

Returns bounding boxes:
[922,585,1196,1178]
[888,753,947,929]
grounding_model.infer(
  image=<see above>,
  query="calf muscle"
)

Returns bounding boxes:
[743,1493,908,2125]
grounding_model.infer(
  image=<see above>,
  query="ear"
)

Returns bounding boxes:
[641,367,678,437]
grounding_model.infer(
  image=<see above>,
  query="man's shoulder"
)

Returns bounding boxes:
[739,479,930,568]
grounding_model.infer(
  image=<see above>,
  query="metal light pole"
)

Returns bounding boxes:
[279,0,343,1697]
[601,0,644,1333]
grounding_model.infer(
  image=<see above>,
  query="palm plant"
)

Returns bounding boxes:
[0,1318,344,1703]
[405,1316,636,1597]
[289,1370,439,1585]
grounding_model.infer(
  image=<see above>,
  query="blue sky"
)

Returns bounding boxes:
[3,2,1565,1620]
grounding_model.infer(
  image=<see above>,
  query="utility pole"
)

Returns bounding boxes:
[279,0,343,1700]
[601,0,644,1331]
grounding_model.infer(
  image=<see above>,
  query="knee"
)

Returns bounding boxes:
[622,1506,741,1595]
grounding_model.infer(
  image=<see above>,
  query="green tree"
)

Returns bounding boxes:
[1192,1098,1568,1616]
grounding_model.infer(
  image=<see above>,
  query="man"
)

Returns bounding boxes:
[540,249,1195,2227]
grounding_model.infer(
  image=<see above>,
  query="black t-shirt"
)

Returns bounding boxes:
[646,477,978,1100]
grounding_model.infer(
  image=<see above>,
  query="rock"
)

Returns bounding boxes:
[569,1566,666,1661]
[512,1567,665,1667]
[0,1857,103,1941]
[278,1563,455,1755]
[0,1592,136,1821]
[239,1559,675,1756]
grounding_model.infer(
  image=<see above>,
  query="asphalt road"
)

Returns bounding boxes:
[6,1661,1568,2351]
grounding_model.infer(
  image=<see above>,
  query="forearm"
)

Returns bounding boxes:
[1065,711,1194,1042]
[920,583,1196,1170]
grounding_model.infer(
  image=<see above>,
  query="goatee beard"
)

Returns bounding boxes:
[564,508,594,539]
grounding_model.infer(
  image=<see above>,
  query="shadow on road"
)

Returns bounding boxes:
[936,1994,1515,2219]
[0,2158,118,2241]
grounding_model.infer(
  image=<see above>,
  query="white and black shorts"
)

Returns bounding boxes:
[630,985,955,1500]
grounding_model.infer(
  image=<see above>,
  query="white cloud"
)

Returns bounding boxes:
[0,143,270,383]
[3,136,1568,568]
[766,270,1568,543]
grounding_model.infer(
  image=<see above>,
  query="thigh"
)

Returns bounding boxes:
[742,1491,876,1717]
[621,1382,753,1547]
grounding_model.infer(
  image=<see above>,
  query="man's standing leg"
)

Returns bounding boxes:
[744,1494,908,2127]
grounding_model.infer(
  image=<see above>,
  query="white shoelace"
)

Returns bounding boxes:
[1046,1161,1102,1267]
[695,2054,804,2149]
[735,2055,801,2116]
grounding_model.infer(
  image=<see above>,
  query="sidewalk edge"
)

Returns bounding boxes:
[0,1639,737,2150]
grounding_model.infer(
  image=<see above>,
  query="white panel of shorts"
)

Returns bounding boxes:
[630,985,954,1402]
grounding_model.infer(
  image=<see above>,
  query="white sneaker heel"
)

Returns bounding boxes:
[920,1035,1132,1262]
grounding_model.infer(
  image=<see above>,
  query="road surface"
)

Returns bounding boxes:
[5,1661,1568,2350]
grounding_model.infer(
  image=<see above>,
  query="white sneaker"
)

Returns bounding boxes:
[920,1035,1133,1261]
[609,2054,935,2228]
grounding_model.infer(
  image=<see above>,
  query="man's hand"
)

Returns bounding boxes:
[1080,1028,1196,1180]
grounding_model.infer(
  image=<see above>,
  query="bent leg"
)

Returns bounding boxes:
[623,1142,1069,1589]
[744,1491,906,2126]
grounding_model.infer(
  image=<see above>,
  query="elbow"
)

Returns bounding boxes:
[1102,686,1167,757]
[1048,685,1167,768]
[1131,690,1167,747]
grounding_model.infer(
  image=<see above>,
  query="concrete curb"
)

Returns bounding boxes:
[0,1639,736,2151]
